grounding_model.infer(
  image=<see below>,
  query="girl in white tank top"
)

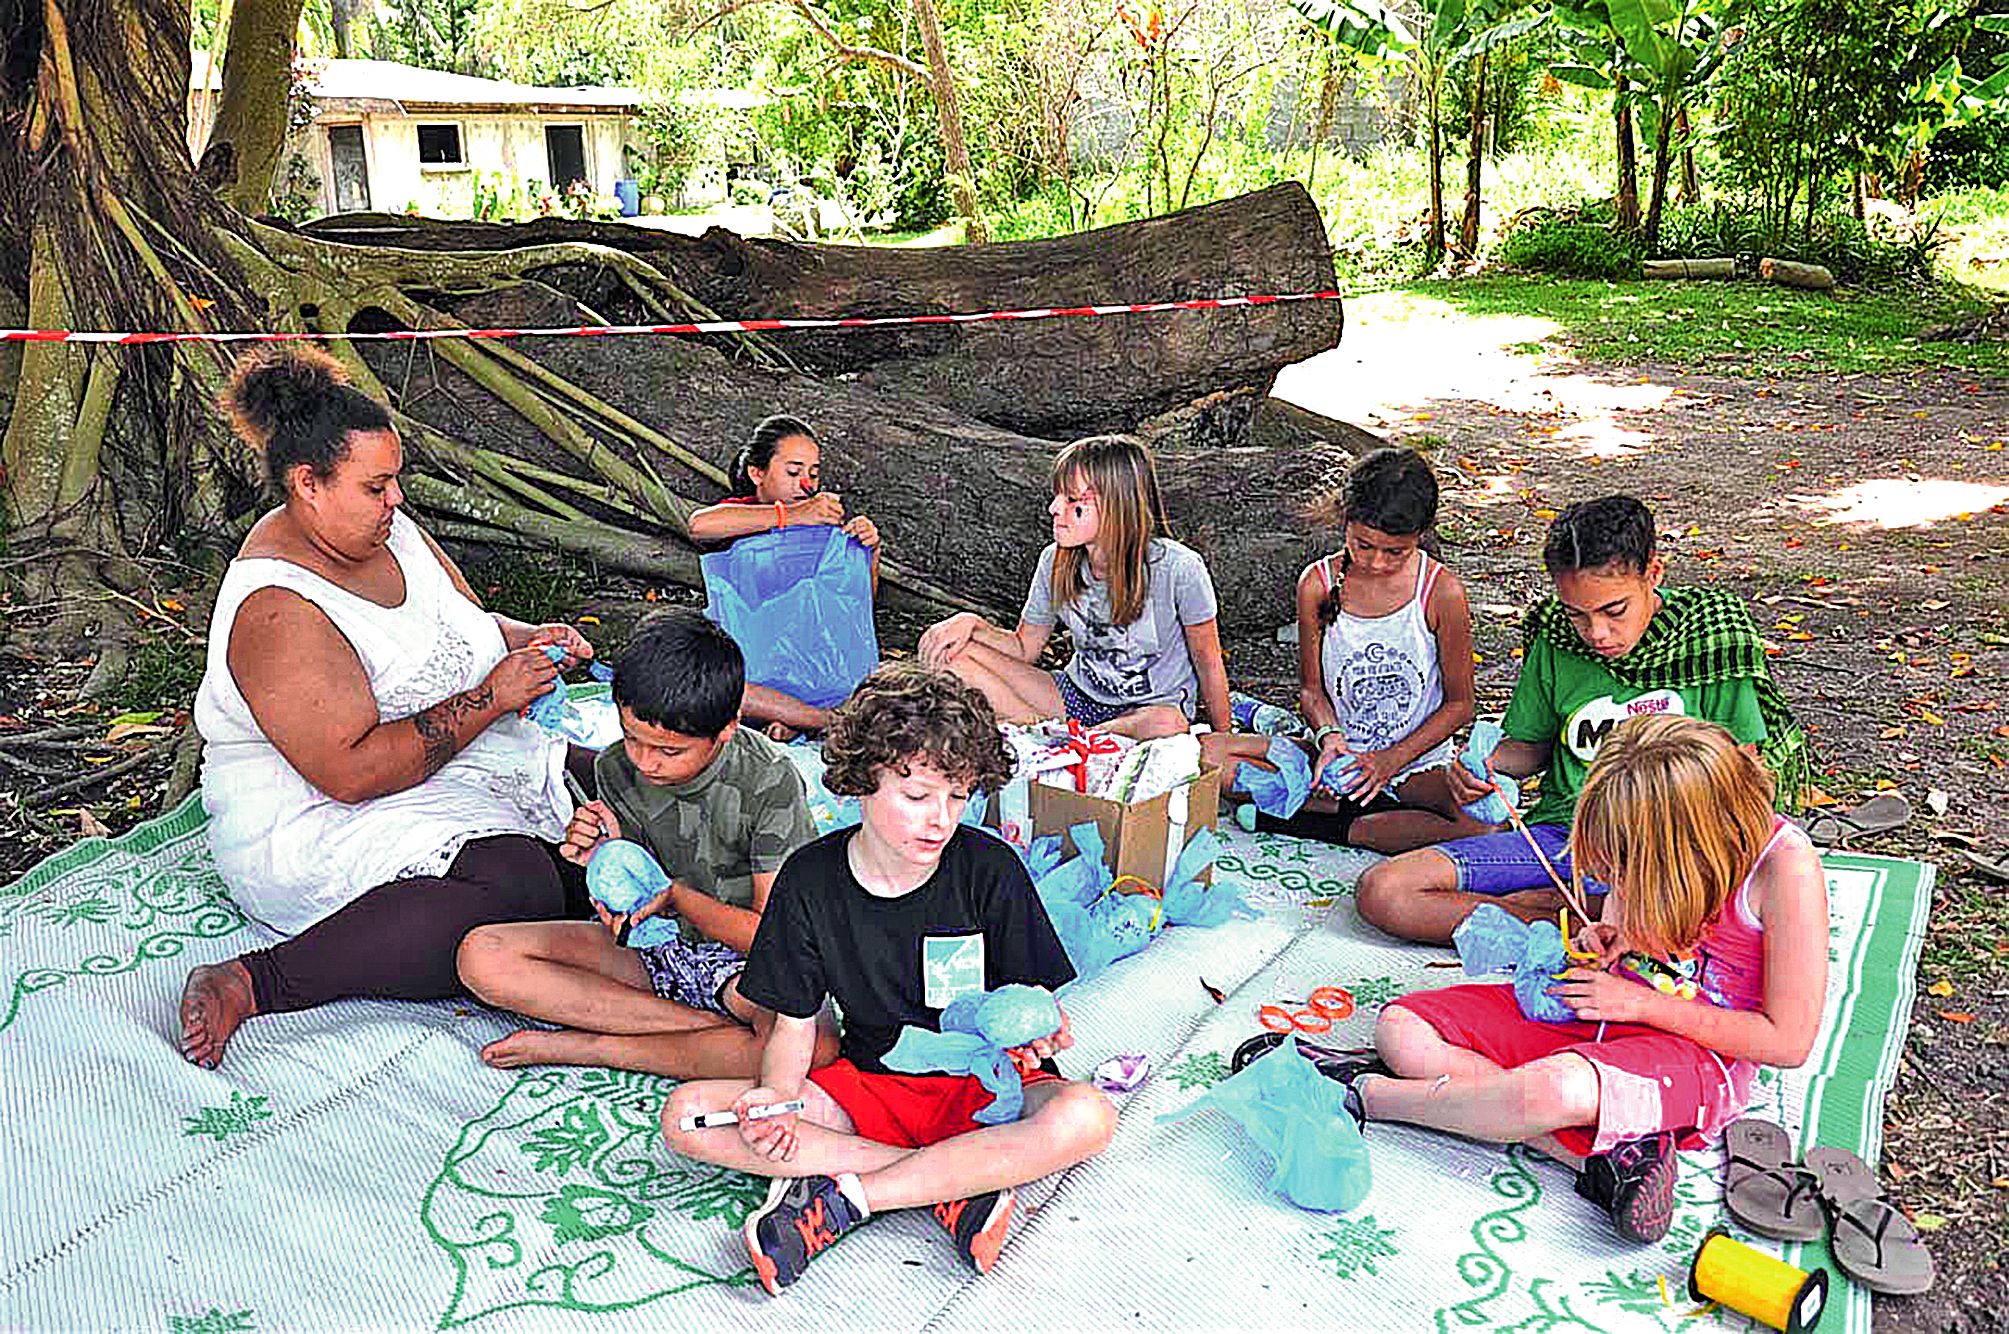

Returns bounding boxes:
[1315,550,1456,779]
[1267,448,1496,853]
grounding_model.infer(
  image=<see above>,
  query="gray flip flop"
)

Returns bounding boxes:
[1803,793,1913,848]
[1722,1119,1825,1241]
[1804,1146,1936,1296]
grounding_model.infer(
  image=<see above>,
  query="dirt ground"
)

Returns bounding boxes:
[2,301,2004,1329]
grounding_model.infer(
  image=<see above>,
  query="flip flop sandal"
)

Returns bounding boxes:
[1721,1119,1825,1241]
[1804,1146,1937,1296]
[1957,849,2009,884]
[1802,793,1912,848]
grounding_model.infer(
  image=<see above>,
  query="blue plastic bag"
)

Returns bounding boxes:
[702,525,879,709]
[1158,828,1253,928]
[1158,1035,1371,1212]
[524,645,616,743]
[1453,902,1575,1023]
[584,839,680,949]
[1237,736,1314,820]
[1457,721,1521,825]
[882,984,1061,1124]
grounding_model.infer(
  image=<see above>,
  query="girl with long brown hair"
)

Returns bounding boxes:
[916,435,1231,738]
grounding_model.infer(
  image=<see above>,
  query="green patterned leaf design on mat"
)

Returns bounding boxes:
[1430,1147,1599,1333]
[1317,1215,1399,1279]
[0,818,246,1037]
[166,1309,254,1334]
[1345,975,1405,1009]
[34,894,119,928]
[1164,1050,1232,1090]
[181,1091,273,1142]
[520,1104,611,1174]
[1582,1268,1667,1315]
[422,1069,763,1327]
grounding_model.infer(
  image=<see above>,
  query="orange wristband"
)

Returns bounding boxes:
[774,501,787,528]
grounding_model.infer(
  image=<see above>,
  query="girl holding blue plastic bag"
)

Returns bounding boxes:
[1243,447,1494,852]
[918,435,1231,739]
[690,416,881,738]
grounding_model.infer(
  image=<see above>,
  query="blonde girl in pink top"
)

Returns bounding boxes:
[1354,714,1828,1244]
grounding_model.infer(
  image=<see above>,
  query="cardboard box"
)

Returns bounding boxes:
[1015,766,1221,888]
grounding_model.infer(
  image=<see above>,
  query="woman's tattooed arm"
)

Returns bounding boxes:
[409,683,498,778]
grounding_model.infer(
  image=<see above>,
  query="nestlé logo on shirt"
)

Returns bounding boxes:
[1563,689,1687,761]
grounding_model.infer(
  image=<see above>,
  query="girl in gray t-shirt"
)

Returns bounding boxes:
[917,435,1232,739]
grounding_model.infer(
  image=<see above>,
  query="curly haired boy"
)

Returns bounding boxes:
[662,663,1114,1295]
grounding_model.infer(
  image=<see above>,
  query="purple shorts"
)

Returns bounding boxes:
[1437,822,1608,897]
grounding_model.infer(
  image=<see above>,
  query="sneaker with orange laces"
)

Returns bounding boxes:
[932,1188,1017,1273]
[742,1174,869,1295]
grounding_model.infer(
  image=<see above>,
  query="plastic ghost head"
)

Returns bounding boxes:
[1452,902,1575,1023]
[1457,721,1522,825]
[882,984,1062,1124]
[584,839,680,949]
[1157,1034,1371,1212]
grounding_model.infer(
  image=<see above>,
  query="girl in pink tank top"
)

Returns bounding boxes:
[1359,715,1830,1244]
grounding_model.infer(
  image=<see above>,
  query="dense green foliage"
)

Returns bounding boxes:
[246,0,2009,282]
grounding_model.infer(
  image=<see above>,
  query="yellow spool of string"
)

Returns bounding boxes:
[1688,1230,1829,1333]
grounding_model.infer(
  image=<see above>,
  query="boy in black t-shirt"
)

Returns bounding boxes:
[663,664,1115,1296]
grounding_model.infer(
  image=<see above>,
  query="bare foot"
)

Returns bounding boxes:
[1498,888,1568,923]
[179,960,257,1069]
[481,1027,604,1069]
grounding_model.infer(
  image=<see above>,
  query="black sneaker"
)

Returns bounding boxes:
[741,1174,868,1295]
[1232,1032,1389,1085]
[931,1187,1017,1273]
[1576,1132,1677,1243]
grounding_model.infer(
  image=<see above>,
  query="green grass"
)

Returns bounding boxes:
[463,551,588,628]
[1387,274,2008,375]
[118,635,205,712]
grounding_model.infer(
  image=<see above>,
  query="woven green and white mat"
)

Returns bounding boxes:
[0,784,1929,1332]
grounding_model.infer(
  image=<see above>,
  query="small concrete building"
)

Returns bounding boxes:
[189,57,643,218]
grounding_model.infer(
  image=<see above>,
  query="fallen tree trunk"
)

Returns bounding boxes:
[302,182,1343,440]
[1643,258,1735,280]
[376,282,1362,631]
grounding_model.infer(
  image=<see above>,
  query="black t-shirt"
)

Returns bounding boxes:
[739,825,1076,1073]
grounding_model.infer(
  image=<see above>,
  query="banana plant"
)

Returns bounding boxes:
[1605,0,1730,251]
[1296,0,1546,267]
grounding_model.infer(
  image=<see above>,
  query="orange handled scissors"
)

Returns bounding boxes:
[1256,985,1356,1034]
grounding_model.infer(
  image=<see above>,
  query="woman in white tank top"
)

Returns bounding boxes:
[178,346,595,1070]
[1261,449,1502,853]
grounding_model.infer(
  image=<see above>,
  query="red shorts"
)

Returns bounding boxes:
[808,1059,1061,1150]
[1390,983,1750,1157]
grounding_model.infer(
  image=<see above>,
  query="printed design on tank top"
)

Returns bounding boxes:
[1561,688,1687,762]
[1335,641,1429,753]
[1619,943,1740,1011]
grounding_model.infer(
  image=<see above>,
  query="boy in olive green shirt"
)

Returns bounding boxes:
[1355,496,1804,946]
[458,610,821,1078]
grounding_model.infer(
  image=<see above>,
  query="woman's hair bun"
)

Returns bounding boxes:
[221,344,352,451]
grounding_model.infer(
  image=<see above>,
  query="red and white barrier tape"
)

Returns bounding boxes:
[0,289,1342,346]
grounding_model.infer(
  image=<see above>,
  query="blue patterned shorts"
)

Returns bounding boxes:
[1051,670,1134,728]
[635,936,745,1017]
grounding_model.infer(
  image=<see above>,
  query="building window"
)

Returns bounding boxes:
[416,123,465,166]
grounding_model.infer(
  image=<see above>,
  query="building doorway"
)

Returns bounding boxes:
[545,125,587,194]
[328,124,370,213]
